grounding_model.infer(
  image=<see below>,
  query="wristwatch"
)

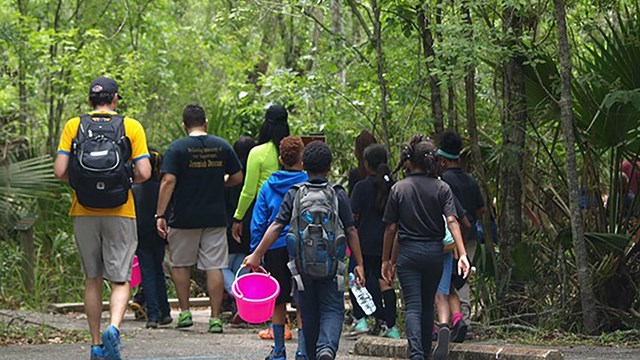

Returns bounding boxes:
[154,214,165,220]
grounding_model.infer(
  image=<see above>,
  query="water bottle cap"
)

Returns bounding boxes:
[348,273,355,281]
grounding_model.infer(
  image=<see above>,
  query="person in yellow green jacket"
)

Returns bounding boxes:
[231,104,290,242]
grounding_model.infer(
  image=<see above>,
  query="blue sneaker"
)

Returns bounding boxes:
[265,346,286,360]
[90,345,105,360]
[101,325,123,360]
[295,350,308,360]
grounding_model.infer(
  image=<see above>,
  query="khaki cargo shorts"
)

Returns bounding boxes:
[73,216,137,283]
[167,227,228,271]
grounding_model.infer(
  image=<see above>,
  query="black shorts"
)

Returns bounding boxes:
[263,247,292,305]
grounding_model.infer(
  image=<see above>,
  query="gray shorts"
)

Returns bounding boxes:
[167,227,228,271]
[73,216,137,282]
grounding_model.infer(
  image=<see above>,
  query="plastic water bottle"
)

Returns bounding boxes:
[348,273,376,316]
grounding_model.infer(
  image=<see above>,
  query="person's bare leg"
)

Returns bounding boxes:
[85,277,103,345]
[296,307,303,329]
[272,303,287,325]
[109,282,130,329]
[435,294,451,324]
[172,266,191,311]
[206,269,223,318]
[448,289,462,315]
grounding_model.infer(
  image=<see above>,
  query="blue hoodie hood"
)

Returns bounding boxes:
[250,170,309,251]
[266,170,309,197]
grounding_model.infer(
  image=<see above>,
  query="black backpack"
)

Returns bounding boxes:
[68,114,133,209]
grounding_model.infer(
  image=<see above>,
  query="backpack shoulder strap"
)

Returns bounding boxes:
[290,183,307,219]
[329,183,343,214]
[109,115,126,139]
[76,114,93,142]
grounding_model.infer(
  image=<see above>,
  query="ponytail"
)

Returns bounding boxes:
[148,147,163,180]
[374,162,394,213]
[394,134,438,177]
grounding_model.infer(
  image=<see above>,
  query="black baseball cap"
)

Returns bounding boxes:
[89,76,122,99]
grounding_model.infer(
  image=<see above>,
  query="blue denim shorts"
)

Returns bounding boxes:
[437,252,453,295]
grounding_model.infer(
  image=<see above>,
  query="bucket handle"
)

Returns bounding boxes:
[233,264,268,299]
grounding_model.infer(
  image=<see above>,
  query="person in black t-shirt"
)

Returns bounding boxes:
[347,130,377,332]
[133,149,172,329]
[156,104,243,334]
[350,144,399,339]
[437,130,486,339]
[222,136,256,313]
[382,135,470,360]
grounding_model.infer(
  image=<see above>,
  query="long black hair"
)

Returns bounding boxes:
[355,130,377,179]
[393,134,439,177]
[258,104,290,153]
[148,147,163,180]
[233,136,256,170]
[364,144,394,213]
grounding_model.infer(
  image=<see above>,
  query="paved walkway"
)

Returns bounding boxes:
[0,309,378,360]
[1,310,639,359]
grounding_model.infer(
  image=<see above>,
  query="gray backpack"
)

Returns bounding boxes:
[286,182,347,291]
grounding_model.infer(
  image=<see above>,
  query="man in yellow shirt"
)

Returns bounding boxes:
[54,76,151,360]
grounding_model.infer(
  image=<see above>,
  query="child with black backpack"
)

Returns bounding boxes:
[245,141,366,360]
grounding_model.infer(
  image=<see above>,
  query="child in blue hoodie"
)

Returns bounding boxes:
[251,136,309,360]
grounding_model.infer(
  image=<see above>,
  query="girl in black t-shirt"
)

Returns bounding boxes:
[381,136,470,360]
[350,144,399,338]
[347,130,377,332]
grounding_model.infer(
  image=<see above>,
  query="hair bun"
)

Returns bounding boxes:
[265,104,288,123]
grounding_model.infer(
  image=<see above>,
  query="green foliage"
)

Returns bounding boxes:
[0,0,639,335]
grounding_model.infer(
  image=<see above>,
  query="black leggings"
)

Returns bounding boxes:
[397,241,443,360]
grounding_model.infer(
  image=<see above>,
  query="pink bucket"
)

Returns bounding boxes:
[232,266,280,324]
[130,255,142,288]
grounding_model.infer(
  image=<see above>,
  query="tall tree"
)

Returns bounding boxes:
[462,1,494,249]
[417,6,444,135]
[330,0,346,85]
[16,0,28,136]
[371,0,391,150]
[553,0,599,334]
[498,5,527,257]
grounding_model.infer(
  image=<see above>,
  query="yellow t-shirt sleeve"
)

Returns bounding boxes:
[125,118,150,162]
[57,118,80,155]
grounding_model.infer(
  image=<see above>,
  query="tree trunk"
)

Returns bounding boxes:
[553,0,600,334]
[448,83,457,130]
[498,6,527,258]
[46,0,64,155]
[17,0,28,136]
[306,6,323,72]
[417,8,444,135]
[372,0,391,151]
[347,0,372,42]
[462,3,492,242]
[331,0,346,85]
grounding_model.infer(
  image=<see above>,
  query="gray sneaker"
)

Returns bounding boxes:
[317,349,333,360]
[433,324,450,360]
